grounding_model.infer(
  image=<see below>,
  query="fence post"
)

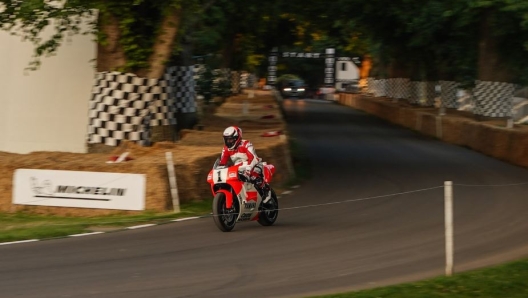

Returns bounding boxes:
[166,152,180,213]
[444,180,454,276]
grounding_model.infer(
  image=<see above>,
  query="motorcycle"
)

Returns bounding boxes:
[207,158,279,232]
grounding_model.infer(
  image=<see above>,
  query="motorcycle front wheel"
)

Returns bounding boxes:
[258,189,279,226]
[212,192,238,232]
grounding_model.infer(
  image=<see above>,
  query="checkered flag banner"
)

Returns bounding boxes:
[387,78,411,99]
[372,79,388,97]
[165,66,197,113]
[408,82,420,104]
[247,73,257,88]
[473,80,515,117]
[88,72,160,146]
[365,77,376,95]
[387,79,396,98]
[409,81,436,106]
[440,81,459,109]
[88,67,196,147]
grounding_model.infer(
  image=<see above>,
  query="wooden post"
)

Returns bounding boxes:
[165,152,180,213]
[444,181,454,276]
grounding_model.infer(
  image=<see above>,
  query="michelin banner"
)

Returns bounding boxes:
[13,169,146,210]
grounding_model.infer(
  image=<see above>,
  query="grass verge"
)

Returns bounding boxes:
[0,199,213,243]
[0,138,312,243]
[3,136,528,298]
[310,258,528,297]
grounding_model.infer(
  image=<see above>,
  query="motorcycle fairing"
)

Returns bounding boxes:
[263,164,275,183]
[216,189,234,209]
[246,190,258,202]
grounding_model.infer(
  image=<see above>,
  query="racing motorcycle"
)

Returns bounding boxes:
[207,158,279,232]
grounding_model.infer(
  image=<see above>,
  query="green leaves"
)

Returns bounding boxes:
[0,0,94,70]
[0,0,189,72]
[2,0,528,83]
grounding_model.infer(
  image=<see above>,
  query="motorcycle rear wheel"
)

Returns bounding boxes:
[212,192,238,232]
[258,189,279,226]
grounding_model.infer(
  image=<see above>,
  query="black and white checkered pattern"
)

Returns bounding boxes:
[88,72,159,146]
[473,81,515,117]
[386,78,397,98]
[386,78,411,99]
[408,82,421,104]
[408,81,436,106]
[439,81,459,108]
[371,79,388,97]
[365,77,376,95]
[165,66,197,113]
[150,81,177,127]
[88,67,196,147]
[247,73,257,88]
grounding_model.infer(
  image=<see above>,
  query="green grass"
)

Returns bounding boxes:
[310,259,528,298]
[4,140,528,298]
[0,199,213,243]
[0,139,311,243]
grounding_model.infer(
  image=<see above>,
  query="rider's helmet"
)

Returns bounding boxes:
[223,126,242,150]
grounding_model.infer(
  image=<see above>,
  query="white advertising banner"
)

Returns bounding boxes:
[13,169,146,211]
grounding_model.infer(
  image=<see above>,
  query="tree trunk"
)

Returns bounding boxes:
[138,8,182,79]
[144,8,183,142]
[220,32,237,69]
[478,8,513,82]
[90,9,183,152]
[97,8,182,77]
[171,38,199,134]
[96,14,126,72]
[474,8,516,121]
[386,45,413,79]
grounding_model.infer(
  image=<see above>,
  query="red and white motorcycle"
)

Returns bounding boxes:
[207,158,279,232]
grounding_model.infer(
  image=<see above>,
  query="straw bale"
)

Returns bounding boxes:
[0,90,294,216]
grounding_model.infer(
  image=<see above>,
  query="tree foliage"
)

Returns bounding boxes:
[0,0,191,75]
[2,0,528,84]
[320,0,528,83]
[0,0,94,70]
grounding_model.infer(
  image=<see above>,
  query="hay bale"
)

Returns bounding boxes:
[0,91,294,216]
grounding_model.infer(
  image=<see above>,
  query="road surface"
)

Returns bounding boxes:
[2,98,528,298]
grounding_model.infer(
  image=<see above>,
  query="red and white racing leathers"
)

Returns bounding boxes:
[220,139,271,198]
[219,139,259,171]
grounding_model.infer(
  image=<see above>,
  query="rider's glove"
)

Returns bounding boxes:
[237,165,251,181]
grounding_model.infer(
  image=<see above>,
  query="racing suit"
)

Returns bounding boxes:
[219,140,270,200]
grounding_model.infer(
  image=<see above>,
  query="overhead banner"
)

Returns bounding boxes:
[13,169,146,210]
[281,52,323,58]
[267,48,278,84]
[325,48,335,86]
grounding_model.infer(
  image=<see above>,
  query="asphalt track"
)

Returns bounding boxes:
[2,98,528,298]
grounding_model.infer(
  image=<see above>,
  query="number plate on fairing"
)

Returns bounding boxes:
[213,168,228,183]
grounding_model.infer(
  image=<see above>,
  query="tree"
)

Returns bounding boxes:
[0,0,217,148]
[326,0,528,85]
[0,0,193,79]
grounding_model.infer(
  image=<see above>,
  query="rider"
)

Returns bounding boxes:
[219,126,271,202]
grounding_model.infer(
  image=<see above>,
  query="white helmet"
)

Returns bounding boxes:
[223,126,242,150]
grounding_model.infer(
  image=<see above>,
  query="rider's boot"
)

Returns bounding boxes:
[261,183,272,204]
